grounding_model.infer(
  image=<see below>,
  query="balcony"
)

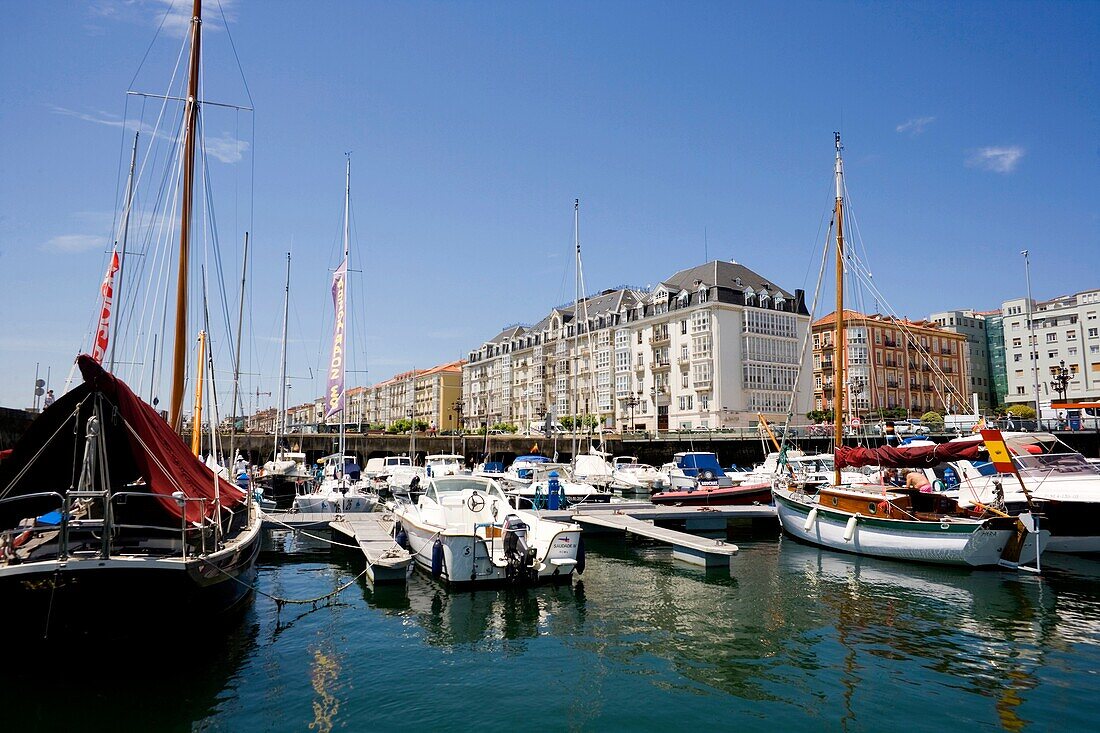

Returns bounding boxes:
[651,360,671,372]
[693,379,712,390]
[649,333,670,345]
[677,356,690,366]
[883,338,898,347]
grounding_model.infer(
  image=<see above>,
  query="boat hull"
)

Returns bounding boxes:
[0,520,261,640]
[773,489,1043,567]
[651,482,772,506]
[293,491,376,513]
[393,509,580,589]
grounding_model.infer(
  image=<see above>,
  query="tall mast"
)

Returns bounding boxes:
[339,156,350,460]
[228,231,249,461]
[274,252,291,461]
[109,131,139,371]
[572,198,580,461]
[833,132,846,486]
[168,0,202,431]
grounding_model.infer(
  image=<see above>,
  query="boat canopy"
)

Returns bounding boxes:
[675,452,725,475]
[834,442,983,469]
[514,455,550,463]
[0,356,244,527]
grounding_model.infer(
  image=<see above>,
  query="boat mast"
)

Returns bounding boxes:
[228,231,249,461]
[572,198,580,462]
[339,156,350,461]
[274,251,290,461]
[191,330,207,456]
[109,131,139,371]
[168,0,202,431]
[833,132,846,486]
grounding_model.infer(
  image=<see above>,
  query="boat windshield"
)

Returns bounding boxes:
[431,477,503,496]
[385,457,412,467]
[1013,453,1100,477]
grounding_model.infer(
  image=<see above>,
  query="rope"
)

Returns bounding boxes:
[200,556,368,611]
[263,513,364,550]
[0,396,90,500]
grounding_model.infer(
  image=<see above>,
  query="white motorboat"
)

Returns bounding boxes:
[425,453,467,478]
[292,453,376,513]
[728,451,873,489]
[378,455,427,491]
[508,464,616,508]
[662,452,735,492]
[610,456,669,492]
[500,454,554,489]
[392,475,584,586]
[572,451,615,489]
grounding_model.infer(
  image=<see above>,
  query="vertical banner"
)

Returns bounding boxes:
[91,249,121,364]
[980,429,1019,475]
[325,257,348,419]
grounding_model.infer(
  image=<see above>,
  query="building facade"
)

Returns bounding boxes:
[928,309,997,411]
[1001,289,1100,408]
[463,260,814,432]
[812,311,970,417]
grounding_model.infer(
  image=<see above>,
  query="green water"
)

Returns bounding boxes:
[9,526,1100,732]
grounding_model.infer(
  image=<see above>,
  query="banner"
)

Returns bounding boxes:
[324,257,348,419]
[91,249,121,364]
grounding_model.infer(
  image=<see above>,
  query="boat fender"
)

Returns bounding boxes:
[576,535,586,575]
[395,529,409,550]
[802,507,818,532]
[431,539,444,579]
[876,500,890,517]
[844,515,859,542]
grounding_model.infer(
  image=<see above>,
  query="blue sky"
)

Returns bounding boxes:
[1,0,1097,412]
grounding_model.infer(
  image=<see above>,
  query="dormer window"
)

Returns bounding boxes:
[744,286,755,306]
[774,293,786,311]
[759,288,770,308]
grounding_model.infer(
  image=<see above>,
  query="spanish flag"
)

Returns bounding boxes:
[980,429,1018,475]
[971,416,986,433]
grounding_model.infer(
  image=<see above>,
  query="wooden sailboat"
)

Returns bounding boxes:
[0,0,261,639]
[772,134,1046,569]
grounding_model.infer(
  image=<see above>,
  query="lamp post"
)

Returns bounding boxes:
[625,391,641,435]
[1022,250,1042,419]
[1049,360,1074,402]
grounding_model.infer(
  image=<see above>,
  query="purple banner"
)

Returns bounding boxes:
[325,257,348,419]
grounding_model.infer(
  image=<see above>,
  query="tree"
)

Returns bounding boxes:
[920,411,944,430]
[807,409,834,423]
[1006,404,1036,419]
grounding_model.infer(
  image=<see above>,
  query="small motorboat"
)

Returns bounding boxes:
[293,453,376,513]
[391,475,584,587]
[610,456,669,493]
[651,481,773,506]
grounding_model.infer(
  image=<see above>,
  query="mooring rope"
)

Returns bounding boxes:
[200,556,369,612]
[262,513,369,551]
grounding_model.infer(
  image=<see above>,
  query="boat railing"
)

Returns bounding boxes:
[0,491,66,560]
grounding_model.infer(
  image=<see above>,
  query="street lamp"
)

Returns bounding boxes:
[625,391,641,435]
[1049,360,1076,402]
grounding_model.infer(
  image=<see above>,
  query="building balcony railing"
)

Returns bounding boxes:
[693,379,712,390]
[651,360,671,371]
[886,380,899,388]
[649,334,670,345]
[677,357,690,366]
[883,339,898,347]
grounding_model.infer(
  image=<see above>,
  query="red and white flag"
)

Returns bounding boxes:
[91,249,120,364]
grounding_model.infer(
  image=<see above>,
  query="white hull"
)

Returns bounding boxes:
[774,489,1044,567]
[293,485,376,513]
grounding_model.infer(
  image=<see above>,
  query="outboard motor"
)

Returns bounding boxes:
[502,514,536,582]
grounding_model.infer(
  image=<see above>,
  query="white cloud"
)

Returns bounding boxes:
[205,133,250,164]
[966,146,1025,174]
[43,234,110,253]
[896,116,936,135]
[51,105,141,132]
[90,0,236,37]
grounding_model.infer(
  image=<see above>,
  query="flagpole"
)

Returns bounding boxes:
[109,131,139,371]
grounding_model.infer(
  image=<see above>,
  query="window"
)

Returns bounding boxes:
[1067,331,1077,341]
[1013,353,1022,362]
[1047,333,1058,343]
[1089,328,1099,338]
[1012,338,1022,347]
[700,394,710,410]
[681,320,688,335]
[681,372,689,388]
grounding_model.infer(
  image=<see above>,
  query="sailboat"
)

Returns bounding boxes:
[258,253,313,508]
[0,0,261,638]
[293,157,376,514]
[772,134,1046,569]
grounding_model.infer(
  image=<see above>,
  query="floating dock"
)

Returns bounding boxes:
[263,501,775,572]
[264,511,412,584]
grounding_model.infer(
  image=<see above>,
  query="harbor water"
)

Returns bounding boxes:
[8,525,1099,732]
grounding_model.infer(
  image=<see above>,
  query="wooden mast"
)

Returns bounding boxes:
[833,132,845,486]
[169,0,203,430]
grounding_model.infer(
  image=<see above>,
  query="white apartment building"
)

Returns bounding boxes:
[1002,289,1100,407]
[463,260,813,432]
[929,308,996,411]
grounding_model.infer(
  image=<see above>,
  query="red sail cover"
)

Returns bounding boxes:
[76,355,244,523]
[834,442,983,469]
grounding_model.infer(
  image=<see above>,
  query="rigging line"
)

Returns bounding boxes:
[782,217,833,439]
[214,0,255,109]
[126,0,176,91]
